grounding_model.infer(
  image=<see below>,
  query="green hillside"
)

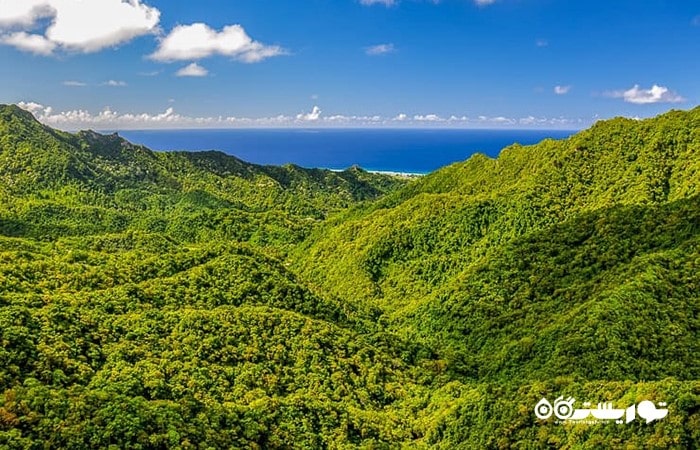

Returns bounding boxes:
[295,108,700,306]
[0,104,698,448]
[0,104,406,246]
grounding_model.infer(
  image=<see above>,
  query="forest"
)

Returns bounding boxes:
[0,103,698,448]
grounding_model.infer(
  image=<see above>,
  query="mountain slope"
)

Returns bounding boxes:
[0,105,423,448]
[289,107,700,446]
[0,105,698,448]
[401,195,700,381]
[0,104,407,245]
[0,238,423,448]
[294,107,700,306]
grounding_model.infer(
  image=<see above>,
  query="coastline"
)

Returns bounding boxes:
[326,167,425,178]
[366,169,425,178]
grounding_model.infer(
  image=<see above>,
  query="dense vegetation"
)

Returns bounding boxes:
[0,103,698,448]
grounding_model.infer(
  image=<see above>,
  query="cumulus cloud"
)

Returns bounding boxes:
[150,23,285,63]
[554,85,571,95]
[17,101,49,115]
[297,106,322,121]
[176,62,209,77]
[607,84,685,104]
[365,43,395,56]
[0,0,160,54]
[0,31,56,55]
[0,0,56,27]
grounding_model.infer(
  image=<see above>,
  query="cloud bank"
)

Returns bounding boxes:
[17,102,586,131]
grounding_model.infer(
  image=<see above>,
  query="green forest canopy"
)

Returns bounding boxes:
[0,104,698,448]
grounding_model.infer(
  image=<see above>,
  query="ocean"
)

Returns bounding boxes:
[116,129,577,174]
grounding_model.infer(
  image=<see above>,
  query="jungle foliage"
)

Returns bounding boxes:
[0,104,698,448]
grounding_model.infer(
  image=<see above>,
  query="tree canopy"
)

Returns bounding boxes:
[0,104,698,448]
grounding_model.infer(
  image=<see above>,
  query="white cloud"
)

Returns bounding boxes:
[176,62,208,77]
[366,43,395,56]
[484,116,516,125]
[607,84,685,105]
[0,32,56,55]
[297,106,322,121]
[414,114,442,122]
[150,23,285,63]
[63,80,86,86]
[554,85,571,95]
[16,102,587,130]
[360,0,396,6]
[102,80,127,87]
[17,101,47,114]
[0,0,55,27]
[18,102,202,129]
[474,0,497,5]
[0,0,160,55]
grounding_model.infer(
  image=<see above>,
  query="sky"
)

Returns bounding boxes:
[0,0,698,130]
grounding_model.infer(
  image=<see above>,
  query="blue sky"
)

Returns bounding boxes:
[0,0,698,129]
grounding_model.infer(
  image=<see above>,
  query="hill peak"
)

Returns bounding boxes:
[0,104,42,124]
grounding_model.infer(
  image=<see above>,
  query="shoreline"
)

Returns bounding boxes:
[367,169,425,178]
[326,167,426,177]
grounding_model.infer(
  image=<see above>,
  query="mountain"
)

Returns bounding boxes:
[0,104,406,244]
[0,104,698,448]
[292,106,700,446]
[295,108,700,306]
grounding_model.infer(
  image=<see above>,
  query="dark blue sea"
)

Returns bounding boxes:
[116,129,576,174]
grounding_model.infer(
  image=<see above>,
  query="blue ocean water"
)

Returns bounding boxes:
[116,129,576,174]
